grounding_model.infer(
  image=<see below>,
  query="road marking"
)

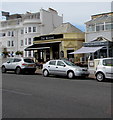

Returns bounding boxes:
[0,89,32,96]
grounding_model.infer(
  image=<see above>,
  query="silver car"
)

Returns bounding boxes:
[42,59,89,79]
[95,58,113,82]
[1,57,36,74]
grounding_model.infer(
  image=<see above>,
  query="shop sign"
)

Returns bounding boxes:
[34,34,63,41]
[84,42,108,47]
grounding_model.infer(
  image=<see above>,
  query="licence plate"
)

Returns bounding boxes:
[28,64,34,67]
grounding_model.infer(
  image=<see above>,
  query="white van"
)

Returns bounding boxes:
[95,58,113,82]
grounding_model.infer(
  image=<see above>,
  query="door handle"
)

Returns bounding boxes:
[48,66,50,67]
[56,67,58,68]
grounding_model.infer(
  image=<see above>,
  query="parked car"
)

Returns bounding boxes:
[1,57,36,74]
[95,58,113,82]
[42,59,89,79]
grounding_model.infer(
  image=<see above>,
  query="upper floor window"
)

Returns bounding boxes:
[28,38,32,45]
[21,29,24,34]
[28,27,31,32]
[33,27,36,32]
[8,31,11,36]
[25,27,27,33]
[21,40,23,46]
[2,33,6,37]
[86,24,95,32]
[96,23,104,31]
[25,38,27,45]
[105,22,113,30]
[7,41,10,47]
[11,41,14,46]
[11,31,14,37]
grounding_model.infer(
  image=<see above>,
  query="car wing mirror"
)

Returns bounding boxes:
[63,65,66,67]
[7,61,10,63]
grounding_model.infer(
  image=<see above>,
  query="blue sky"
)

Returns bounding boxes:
[1,2,111,31]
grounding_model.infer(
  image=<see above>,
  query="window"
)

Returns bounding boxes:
[86,24,95,32]
[25,27,27,33]
[11,41,14,46]
[28,38,31,45]
[96,23,104,31]
[7,41,10,47]
[11,31,14,36]
[28,27,31,32]
[24,58,34,63]
[14,58,21,62]
[8,31,10,36]
[25,38,27,45]
[21,40,23,46]
[33,27,36,32]
[49,61,56,65]
[57,61,65,66]
[103,59,113,66]
[28,51,31,57]
[105,22,113,30]
[21,29,24,34]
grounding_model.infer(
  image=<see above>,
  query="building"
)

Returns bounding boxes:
[0,8,63,57]
[70,12,113,61]
[25,22,85,62]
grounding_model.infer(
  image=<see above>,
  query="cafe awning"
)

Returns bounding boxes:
[69,46,104,54]
[25,41,61,51]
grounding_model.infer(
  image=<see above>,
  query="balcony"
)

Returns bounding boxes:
[23,19,41,24]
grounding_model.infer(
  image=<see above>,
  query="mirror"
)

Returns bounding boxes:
[7,61,10,63]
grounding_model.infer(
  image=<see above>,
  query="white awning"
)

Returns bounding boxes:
[69,46,104,54]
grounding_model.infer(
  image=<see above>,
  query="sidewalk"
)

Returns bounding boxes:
[35,68,42,75]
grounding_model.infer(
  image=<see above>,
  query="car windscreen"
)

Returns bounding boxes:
[24,59,34,63]
[63,60,76,66]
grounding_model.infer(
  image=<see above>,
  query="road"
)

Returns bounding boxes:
[2,72,112,118]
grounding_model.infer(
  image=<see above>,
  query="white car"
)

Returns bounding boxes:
[42,59,89,79]
[1,57,36,74]
[95,58,113,82]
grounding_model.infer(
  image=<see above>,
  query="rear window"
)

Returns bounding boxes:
[103,59,113,66]
[24,59,34,63]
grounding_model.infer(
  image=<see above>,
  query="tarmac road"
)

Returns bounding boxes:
[2,72,112,118]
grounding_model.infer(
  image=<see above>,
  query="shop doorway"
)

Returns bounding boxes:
[67,50,74,61]
[52,44,59,59]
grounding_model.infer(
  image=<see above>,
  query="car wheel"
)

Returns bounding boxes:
[2,66,6,73]
[15,67,21,75]
[67,71,74,79]
[43,69,49,77]
[96,72,105,82]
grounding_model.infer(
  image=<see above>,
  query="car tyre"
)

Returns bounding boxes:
[43,69,49,77]
[96,72,105,82]
[15,67,21,75]
[67,71,74,79]
[2,66,6,73]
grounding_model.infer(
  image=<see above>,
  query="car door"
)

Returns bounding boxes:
[11,58,21,70]
[47,60,56,75]
[5,58,14,70]
[55,60,67,76]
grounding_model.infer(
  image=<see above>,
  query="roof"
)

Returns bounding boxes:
[85,13,113,24]
[50,22,83,34]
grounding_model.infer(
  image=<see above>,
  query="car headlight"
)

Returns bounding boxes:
[75,68,82,71]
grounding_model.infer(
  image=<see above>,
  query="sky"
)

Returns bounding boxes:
[0,1,111,31]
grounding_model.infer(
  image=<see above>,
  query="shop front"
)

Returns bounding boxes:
[69,36,113,62]
[25,33,85,63]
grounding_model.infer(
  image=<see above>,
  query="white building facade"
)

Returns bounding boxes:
[85,12,113,42]
[0,8,63,57]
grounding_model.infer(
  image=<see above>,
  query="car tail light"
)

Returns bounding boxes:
[22,63,28,66]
